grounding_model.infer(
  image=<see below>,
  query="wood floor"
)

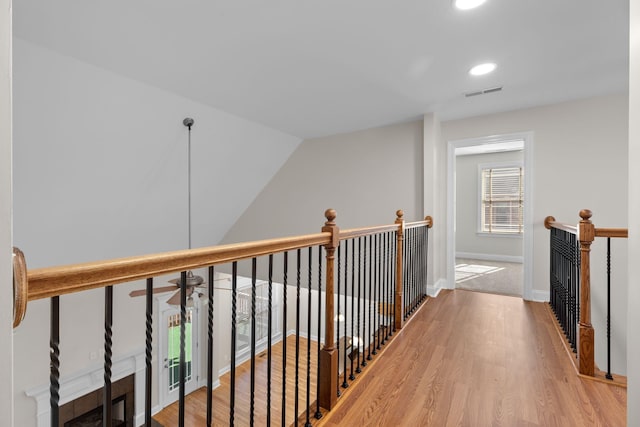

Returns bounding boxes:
[320,290,626,427]
[153,336,320,426]
[154,290,627,426]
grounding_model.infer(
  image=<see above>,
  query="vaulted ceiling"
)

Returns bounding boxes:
[13,0,629,139]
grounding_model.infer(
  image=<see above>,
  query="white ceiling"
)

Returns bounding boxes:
[13,0,629,139]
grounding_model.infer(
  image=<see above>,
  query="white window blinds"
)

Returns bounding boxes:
[480,166,523,234]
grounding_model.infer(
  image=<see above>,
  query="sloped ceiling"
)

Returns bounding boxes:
[14,0,629,138]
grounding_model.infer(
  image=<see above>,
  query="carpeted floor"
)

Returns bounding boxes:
[455,258,523,297]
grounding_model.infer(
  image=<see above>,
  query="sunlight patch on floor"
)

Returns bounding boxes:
[455,263,504,283]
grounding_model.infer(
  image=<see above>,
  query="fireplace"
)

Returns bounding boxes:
[59,374,135,427]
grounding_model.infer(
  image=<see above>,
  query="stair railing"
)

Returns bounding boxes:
[13,208,433,426]
[545,209,627,381]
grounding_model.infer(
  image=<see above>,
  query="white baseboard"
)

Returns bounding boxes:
[427,279,448,297]
[456,252,523,264]
[136,404,162,426]
[531,290,550,302]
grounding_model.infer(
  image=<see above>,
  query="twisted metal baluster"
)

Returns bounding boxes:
[305,248,313,427]
[179,271,187,427]
[230,263,237,426]
[104,285,113,426]
[606,238,613,380]
[145,278,153,427]
[250,258,257,427]
[356,237,362,373]
[50,296,60,427]
[281,252,288,427]
[295,249,301,421]
[207,267,214,427]
[268,255,273,425]
[367,235,372,362]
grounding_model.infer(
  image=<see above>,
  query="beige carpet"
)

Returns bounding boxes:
[455,258,523,297]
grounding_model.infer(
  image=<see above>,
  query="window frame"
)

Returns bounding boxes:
[477,161,524,237]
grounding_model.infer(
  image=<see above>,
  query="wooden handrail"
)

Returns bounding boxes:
[25,232,332,302]
[544,215,578,234]
[595,228,629,238]
[406,215,433,229]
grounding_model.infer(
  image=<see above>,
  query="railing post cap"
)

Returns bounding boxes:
[396,210,404,220]
[324,209,337,225]
[544,216,556,229]
[580,209,592,221]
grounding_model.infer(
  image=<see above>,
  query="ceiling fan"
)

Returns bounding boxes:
[129,272,231,306]
[129,117,226,306]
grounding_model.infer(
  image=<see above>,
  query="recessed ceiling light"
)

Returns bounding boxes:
[469,62,497,76]
[454,0,487,10]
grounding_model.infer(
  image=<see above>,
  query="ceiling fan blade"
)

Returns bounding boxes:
[167,290,182,306]
[129,285,178,297]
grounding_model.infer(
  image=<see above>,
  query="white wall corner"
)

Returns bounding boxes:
[427,278,449,297]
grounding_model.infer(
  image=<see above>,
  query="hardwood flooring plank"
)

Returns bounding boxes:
[319,290,627,427]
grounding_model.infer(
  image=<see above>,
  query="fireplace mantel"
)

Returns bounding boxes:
[26,350,148,427]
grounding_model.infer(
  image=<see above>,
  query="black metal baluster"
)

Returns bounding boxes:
[250,258,257,427]
[384,232,393,342]
[606,238,613,380]
[388,232,394,334]
[230,263,237,426]
[179,271,187,427]
[350,239,356,380]
[343,240,349,388]
[207,267,214,427]
[375,234,381,353]
[380,233,389,345]
[404,230,409,319]
[336,243,342,397]
[268,255,273,425]
[295,249,301,421]
[356,237,362,373]
[391,231,396,334]
[104,285,113,426]
[371,234,380,356]
[315,246,323,420]
[425,226,430,301]
[281,253,288,427]
[50,296,60,427]
[367,235,372,362]
[305,248,313,427]
[146,278,153,427]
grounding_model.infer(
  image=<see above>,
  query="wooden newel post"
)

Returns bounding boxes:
[578,209,595,376]
[319,208,339,410]
[395,210,405,330]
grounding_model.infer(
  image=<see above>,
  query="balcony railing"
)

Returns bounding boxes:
[13,208,433,426]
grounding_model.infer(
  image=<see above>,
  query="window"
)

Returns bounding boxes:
[480,165,523,234]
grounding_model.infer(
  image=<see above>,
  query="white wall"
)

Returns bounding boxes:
[628,0,639,423]
[11,39,301,426]
[455,150,524,260]
[222,120,425,243]
[441,93,629,373]
[1,1,14,425]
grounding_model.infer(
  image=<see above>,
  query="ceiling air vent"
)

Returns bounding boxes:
[464,86,503,97]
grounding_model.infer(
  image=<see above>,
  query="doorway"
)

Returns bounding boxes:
[447,132,534,300]
[159,299,200,407]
